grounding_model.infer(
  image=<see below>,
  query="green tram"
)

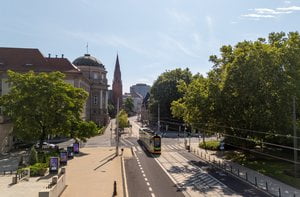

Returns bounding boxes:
[139,127,161,154]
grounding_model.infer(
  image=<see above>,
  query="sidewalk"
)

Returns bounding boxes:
[190,143,300,197]
[61,147,124,197]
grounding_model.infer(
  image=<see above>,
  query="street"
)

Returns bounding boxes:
[82,117,271,197]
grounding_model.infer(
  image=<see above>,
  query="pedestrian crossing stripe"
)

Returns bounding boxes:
[132,146,137,152]
[136,146,142,151]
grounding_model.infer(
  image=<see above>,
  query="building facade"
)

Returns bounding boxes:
[73,53,109,125]
[130,83,151,99]
[0,47,109,153]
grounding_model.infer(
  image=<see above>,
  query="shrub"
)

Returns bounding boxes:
[29,163,48,177]
[199,140,220,150]
[29,147,38,165]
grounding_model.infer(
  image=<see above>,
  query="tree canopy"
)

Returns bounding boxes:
[117,109,129,130]
[172,32,300,148]
[0,70,98,146]
[124,97,134,115]
[149,68,192,123]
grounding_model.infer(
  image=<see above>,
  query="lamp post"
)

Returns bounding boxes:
[116,98,120,157]
[293,96,298,177]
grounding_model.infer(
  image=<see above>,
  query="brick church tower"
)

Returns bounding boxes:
[112,54,123,110]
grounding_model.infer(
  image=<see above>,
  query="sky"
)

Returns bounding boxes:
[1,0,300,92]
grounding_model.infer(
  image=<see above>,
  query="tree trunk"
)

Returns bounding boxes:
[39,127,46,150]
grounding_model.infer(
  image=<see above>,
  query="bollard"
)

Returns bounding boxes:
[230,165,233,173]
[279,188,281,197]
[265,181,268,191]
[255,177,257,186]
[246,172,248,181]
[113,181,117,196]
[219,160,221,167]
[237,169,240,177]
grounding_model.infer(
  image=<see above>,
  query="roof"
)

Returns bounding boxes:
[0,47,81,74]
[73,54,105,68]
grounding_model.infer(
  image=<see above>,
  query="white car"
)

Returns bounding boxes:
[35,142,58,149]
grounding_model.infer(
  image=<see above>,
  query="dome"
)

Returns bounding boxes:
[73,54,104,68]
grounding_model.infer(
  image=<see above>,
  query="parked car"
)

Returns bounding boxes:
[35,142,58,149]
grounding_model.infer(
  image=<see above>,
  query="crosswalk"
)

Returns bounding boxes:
[130,144,184,153]
[155,151,240,197]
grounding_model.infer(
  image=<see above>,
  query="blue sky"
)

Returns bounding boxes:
[1,0,300,92]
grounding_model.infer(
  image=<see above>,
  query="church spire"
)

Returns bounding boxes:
[112,54,123,110]
[113,54,121,82]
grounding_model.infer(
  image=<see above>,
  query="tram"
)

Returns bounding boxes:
[139,127,161,154]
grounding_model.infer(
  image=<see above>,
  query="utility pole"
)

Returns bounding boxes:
[293,96,298,176]
[116,98,120,157]
[178,125,181,142]
[157,103,160,134]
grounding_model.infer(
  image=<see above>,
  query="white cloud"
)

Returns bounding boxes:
[254,8,290,15]
[158,33,200,58]
[242,5,300,20]
[205,16,213,32]
[167,8,193,25]
[277,6,300,11]
[284,1,291,4]
[242,14,276,18]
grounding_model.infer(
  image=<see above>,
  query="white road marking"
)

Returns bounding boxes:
[151,193,155,197]
[146,182,150,186]
[132,146,137,152]
[143,174,146,177]
[144,178,148,181]
[141,170,144,173]
[137,146,142,151]
[149,187,152,192]
[122,138,134,145]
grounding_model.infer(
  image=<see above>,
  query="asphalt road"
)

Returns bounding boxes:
[179,151,271,197]
[125,139,184,197]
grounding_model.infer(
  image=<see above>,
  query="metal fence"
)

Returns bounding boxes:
[190,146,299,197]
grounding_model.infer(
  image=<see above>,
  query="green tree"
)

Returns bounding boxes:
[124,97,134,115]
[171,74,213,145]
[29,147,38,165]
[0,71,90,149]
[71,120,99,142]
[117,109,129,130]
[149,68,192,122]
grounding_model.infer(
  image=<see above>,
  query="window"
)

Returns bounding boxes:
[93,73,98,79]
[94,95,98,105]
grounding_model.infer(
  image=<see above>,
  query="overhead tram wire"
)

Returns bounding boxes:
[199,128,300,164]
[192,122,300,140]
[157,119,300,163]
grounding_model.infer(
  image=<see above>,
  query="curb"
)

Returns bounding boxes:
[189,146,273,197]
[121,156,129,197]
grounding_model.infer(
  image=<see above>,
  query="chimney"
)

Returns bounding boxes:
[55,55,58,58]
[61,54,64,58]
[48,53,51,58]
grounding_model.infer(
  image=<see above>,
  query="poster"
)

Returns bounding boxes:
[49,157,59,173]
[60,151,68,164]
[73,142,79,154]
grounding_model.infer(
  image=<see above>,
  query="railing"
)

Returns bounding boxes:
[190,146,299,197]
